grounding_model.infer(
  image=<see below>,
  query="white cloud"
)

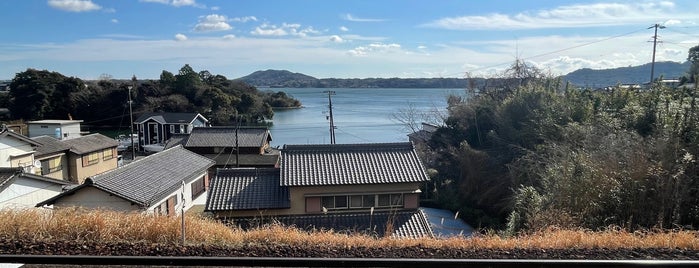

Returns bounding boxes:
[210,6,219,11]
[194,14,232,32]
[339,26,349,32]
[329,35,344,43]
[223,34,236,40]
[47,0,101,12]
[174,33,188,41]
[139,0,204,8]
[342,14,386,22]
[348,43,401,56]
[250,23,319,37]
[423,1,686,30]
[232,16,258,23]
[111,19,118,23]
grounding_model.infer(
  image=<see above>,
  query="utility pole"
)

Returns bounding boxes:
[129,75,137,161]
[323,91,336,144]
[649,23,666,85]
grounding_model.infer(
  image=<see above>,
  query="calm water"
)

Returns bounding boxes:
[268,88,466,147]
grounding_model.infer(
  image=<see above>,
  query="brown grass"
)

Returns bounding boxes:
[1,209,697,250]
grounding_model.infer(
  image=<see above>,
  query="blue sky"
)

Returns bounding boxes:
[1,0,699,80]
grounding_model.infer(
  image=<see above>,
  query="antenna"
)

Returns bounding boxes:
[323,91,336,144]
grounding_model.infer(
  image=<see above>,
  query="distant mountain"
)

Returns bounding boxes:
[238,62,692,89]
[563,61,690,88]
[238,69,320,87]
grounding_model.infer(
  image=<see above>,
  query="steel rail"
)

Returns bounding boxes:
[2,255,699,267]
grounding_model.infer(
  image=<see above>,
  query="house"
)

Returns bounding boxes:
[37,145,215,215]
[134,112,208,152]
[164,126,278,168]
[407,122,439,145]
[31,136,70,180]
[52,134,120,184]
[27,120,84,140]
[0,126,41,173]
[0,167,73,209]
[205,142,471,238]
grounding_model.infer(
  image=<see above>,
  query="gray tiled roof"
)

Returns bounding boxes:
[135,112,206,124]
[37,145,214,207]
[280,142,429,186]
[164,134,189,150]
[206,168,289,211]
[185,127,271,148]
[31,136,70,158]
[225,209,433,238]
[61,134,118,154]
[201,153,279,167]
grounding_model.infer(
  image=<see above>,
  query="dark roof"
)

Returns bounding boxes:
[37,145,215,207]
[185,127,271,148]
[201,153,279,167]
[280,142,429,186]
[31,136,70,158]
[206,168,289,211]
[225,209,433,238]
[420,207,474,238]
[135,112,207,124]
[164,133,189,149]
[0,167,73,194]
[0,128,41,147]
[61,133,118,154]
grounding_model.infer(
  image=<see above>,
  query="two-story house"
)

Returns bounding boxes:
[61,134,119,184]
[205,142,471,238]
[37,145,215,215]
[164,126,278,169]
[31,136,70,180]
[134,112,208,152]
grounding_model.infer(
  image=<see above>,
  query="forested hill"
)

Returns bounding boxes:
[238,62,691,88]
[564,61,691,87]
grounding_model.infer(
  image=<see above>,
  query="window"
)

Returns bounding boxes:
[83,152,100,166]
[42,156,62,174]
[103,148,114,160]
[170,125,175,133]
[180,125,185,133]
[191,178,205,199]
[317,194,401,211]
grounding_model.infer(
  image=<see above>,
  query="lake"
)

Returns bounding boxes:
[267,88,466,147]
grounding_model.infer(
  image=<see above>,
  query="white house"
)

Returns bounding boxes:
[37,145,215,215]
[27,120,84,140]
[0,167,73,209]
[0,126,41,173]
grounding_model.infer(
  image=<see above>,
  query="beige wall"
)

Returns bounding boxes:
[53,186,140,212]
[0,138,35,168]
[36,154,69,180]
[212,182,422,218]
[67,148,118,184]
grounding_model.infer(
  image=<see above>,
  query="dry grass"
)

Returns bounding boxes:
[1,209,698,250]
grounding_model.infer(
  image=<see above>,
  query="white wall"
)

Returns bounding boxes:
[145,174,206,215]
[0,138,35,168]
[0,177,64,209]
[28,123,81,140]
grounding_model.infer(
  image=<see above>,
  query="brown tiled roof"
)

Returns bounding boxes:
[184,127,271,148]
[61,134,118,154]
[280,142,429,186]
[206,168,289,211]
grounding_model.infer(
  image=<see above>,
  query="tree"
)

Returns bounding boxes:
[688,45,699,83]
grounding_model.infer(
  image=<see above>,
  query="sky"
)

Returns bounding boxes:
[1,0,699,80]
